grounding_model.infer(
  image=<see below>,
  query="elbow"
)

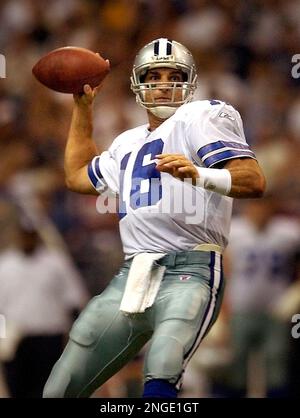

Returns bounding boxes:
[65,177,74,191]
[65,174,78,192]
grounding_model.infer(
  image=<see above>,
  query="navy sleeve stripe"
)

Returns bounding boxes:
[87,162,100,188]
[94,156,104,180]
[202,147,255,163]
[197,140,250,159]
[87,157,106,190]
[204,149,256,167]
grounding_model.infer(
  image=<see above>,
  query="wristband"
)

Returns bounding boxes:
[196,167,232,196]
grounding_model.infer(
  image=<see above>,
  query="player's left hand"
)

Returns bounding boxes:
[155,153,199,185]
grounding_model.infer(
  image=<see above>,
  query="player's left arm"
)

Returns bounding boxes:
[160,101,266,198]
[156,154,266,199]
[222,157,266,198]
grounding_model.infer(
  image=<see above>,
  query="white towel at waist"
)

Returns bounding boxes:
[120,253,166,314]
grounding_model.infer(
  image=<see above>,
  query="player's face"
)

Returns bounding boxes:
[143,68,184,104]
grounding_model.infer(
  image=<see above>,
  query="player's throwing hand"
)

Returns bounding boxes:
[73,57,109,106]
[73,83,103,106]
[156,153,199,184]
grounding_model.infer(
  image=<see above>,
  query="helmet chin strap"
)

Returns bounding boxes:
[149,105,178,119]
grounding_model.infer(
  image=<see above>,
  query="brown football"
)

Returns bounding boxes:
[32,46,110,94]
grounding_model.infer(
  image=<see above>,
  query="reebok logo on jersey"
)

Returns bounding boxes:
[180,275,191,281]
[219,112,235,121]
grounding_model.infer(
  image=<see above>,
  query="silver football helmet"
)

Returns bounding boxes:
[131,38,197,119]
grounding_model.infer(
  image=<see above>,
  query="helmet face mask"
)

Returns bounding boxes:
[131,39,197,119]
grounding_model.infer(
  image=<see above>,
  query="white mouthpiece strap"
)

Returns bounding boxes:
[196,167,232,196]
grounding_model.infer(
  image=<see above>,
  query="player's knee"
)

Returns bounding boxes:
[144,335,184,382]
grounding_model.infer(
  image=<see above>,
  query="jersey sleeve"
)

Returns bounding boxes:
[87,149,119,194]
[187,101,256,168]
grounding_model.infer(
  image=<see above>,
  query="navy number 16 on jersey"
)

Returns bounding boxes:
[119,138,164,218]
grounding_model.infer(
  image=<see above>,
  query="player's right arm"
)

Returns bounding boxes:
[64,84,101,195]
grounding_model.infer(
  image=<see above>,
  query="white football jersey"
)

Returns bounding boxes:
[88,100,256,257]
[226,216,300,313]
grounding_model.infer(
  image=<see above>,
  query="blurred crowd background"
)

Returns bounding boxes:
[0,0,300,398]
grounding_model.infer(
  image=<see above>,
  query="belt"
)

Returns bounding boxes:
[124,244,223,268]
[158,246,222,267]
[193,243,222,253]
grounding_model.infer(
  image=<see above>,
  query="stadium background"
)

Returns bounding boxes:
[0,0,300,398]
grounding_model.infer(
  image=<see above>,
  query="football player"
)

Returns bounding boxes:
[43,38,266,398]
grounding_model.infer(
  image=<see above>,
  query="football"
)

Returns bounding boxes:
[32,46,110,94]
